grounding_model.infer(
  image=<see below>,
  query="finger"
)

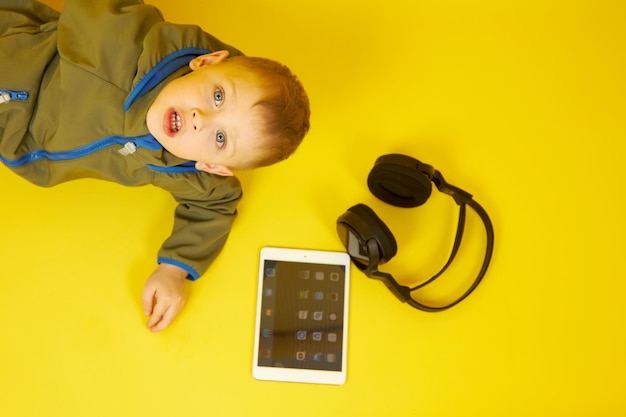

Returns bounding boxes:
[141,285,156,316]
[149,301,183,332]
[146,297,169,329]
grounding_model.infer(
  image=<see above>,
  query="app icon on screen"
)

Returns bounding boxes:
[299,270,310,279]
[296,351,306,361]
[313,311,324,321]
[298,310,309,320]
[314,291,324,300]
[312,332,322,341]
[330,272,340,282]
[265,268,276,277]
[298,290,309,300]
[297,331,307,340]
[315,271,325,280]
[327,333,337,342]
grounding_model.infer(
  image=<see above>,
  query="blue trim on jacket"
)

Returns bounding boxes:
[158,256,200,280]
[0,134,157,167]
[124,47,211,111]
[0,133,201,173]
[146,161,200,173]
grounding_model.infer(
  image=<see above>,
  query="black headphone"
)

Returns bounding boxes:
[336,154,494,312]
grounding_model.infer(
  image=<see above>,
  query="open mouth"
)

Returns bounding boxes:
[164,109,182,137]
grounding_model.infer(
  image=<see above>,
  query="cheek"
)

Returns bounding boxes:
[146,109,160,137]
[181,136,210,158]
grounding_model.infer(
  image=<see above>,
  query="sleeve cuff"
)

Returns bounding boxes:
[157,257,200,281]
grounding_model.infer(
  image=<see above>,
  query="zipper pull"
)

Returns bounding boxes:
[118,142,137,156]
[0,90,29,104]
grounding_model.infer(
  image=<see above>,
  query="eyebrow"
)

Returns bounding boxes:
[228,78,238,104]
[223,78,238,157]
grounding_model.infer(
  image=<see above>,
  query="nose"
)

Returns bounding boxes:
[191,108,215,132]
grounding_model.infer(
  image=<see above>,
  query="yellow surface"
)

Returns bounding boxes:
[1,0,625,415]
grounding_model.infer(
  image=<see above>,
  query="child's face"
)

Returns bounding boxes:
[146,51,266,176]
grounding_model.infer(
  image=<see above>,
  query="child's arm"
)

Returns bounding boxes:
[142,263,188,332]
[144,177,241,332]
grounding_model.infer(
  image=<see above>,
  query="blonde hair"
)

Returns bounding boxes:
[227,56,311,169]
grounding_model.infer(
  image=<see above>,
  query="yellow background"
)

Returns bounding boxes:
[1,0,625,415]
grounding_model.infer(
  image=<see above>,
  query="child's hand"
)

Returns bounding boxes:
[141,264,188,332]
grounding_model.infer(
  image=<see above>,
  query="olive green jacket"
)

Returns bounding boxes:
[0,0,244,279]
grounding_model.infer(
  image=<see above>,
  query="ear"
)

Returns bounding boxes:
[195,161,234,176]
[188,50,230,70]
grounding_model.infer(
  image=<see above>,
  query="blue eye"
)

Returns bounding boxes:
[216,131,226,148]
[214,88,224,105]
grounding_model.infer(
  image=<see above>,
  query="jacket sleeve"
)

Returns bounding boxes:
[0,0,58,158]
[154,173,243,280]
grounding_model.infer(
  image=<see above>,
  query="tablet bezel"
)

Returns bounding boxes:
[252,247,351,385]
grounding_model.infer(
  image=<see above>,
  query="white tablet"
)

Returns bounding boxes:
[252,247,351,385]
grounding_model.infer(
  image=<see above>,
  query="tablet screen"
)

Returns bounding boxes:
[253,247,350,385]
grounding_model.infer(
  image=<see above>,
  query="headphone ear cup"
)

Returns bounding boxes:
[368,154,432,207]
[346,204,397,264]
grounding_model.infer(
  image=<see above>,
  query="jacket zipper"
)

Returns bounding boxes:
[0,132,198,173]
[0,134,159,168]
[0,90,29,104]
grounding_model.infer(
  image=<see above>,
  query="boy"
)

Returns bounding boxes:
[0,0,310,331]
